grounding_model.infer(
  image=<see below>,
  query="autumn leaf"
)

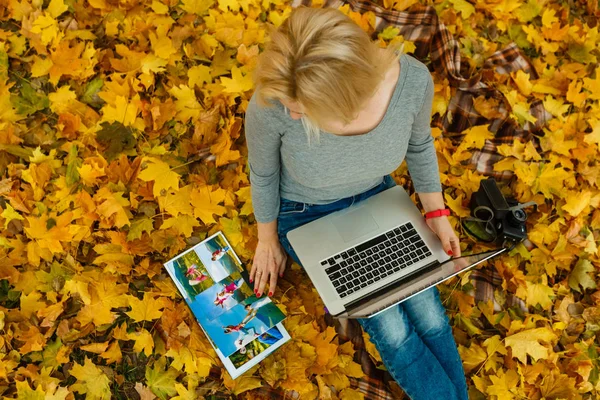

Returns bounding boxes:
[138,157,181,198]
[146,357,179,400]
[569,259,597,293]
[504,327,556,364]
[70,358,111,400]
[127,292,165,322]
[191,185,226,225]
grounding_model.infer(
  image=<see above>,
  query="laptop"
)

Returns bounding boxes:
[287,185,507,318]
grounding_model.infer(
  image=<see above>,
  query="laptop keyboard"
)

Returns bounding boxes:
[321,222,432,299]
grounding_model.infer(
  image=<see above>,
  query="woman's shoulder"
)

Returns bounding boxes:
[247,91,287,121]
[402,53,432,81]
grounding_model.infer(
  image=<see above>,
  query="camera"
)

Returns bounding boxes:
[466,178,535,247]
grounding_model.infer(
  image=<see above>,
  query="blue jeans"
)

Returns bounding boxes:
[277,176,468,400]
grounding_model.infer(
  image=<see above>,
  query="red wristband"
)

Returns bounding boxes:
[424,208,450,220]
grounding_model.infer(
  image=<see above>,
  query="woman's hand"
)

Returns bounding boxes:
[250,237,287,297]
[425,216,461,257]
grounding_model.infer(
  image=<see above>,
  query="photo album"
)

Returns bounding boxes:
[163,232,291,378]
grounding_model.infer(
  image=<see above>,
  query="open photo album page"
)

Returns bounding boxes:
[164,232,290,378]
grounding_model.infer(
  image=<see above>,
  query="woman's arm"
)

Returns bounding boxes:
[245,96,288,296]
[404,71,442,195]
[405,72,461,257]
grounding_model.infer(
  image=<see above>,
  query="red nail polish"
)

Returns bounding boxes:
[268,291,273,297]
[447,250,453,256]
[249,278,253,283]
[257,292,262,297]
[254,289,257,294]
[279,273,283,278]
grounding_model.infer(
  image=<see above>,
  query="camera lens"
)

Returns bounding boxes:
[507,209,527,227]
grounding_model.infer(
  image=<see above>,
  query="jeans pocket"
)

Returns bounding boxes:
[279,199,306,215]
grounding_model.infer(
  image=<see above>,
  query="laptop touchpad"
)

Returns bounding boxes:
[332,207,379,242]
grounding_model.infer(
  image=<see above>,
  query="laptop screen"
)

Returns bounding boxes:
[340,248,507,319]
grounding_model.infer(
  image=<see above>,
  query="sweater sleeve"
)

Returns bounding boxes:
[404,73,443,193]
[244,98,282,223]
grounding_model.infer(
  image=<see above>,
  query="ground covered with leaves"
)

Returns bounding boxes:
[0,0,599,398]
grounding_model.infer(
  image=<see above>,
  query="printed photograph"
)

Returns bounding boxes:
[195,295,286,357]
[193,271,254,321]
[165,250,215,300]
[228,326,286,368]
[241,295,287,329]
[195,232,244,282]
[218,322,291,379]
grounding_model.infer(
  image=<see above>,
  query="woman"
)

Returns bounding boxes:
[245,6,465,400]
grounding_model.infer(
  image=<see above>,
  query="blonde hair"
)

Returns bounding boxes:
[253,6,402,143]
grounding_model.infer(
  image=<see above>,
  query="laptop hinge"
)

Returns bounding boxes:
[338,260,440,316]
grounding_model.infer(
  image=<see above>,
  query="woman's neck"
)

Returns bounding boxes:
[322,50,401,136]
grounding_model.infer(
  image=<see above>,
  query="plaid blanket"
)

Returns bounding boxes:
[237,0,546,397]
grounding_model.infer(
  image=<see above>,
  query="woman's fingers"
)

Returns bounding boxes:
[268,268,278,297]
[278,258,286,278]
[450,235,461,257]
[249,261,257,283]
[255,253,274,297]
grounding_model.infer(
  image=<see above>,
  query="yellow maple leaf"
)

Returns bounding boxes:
[1,203,24,229]
[128,328,155,356]
[48,85,77,114]
[512,70,533,96]
[169,85,203,122]
[180,0,214,15]
[211,132,241,167]
[171,383,197,400]
[219,215,243,247]
[583,68,600,101]
[585,118,600,149]
[157,185,194,217]
[339,388,366,400]
[138,157,181,198]
[95,187,132,228]
[541,8,559,27]
[220,66,253,95]
[562,190,592,217]
[47,0,67,18]
[458,343,486,373]
[517,278,555,310]
[24,213,73,253]
[191,185,226,225]
[160,215,200,237]
[15,381,46,399]
[70,358,111,399]
[30,13,61,46]
[458,124,495,152]
[100,341,123,364]
[236,186,254,216]
[149,28,177,60]
[100,95,139,127]
[77,276,129,326]
[80,341,110,354]
[444,192,471,218]
[188,65,213,89]
[504,327,556,364]
[543,95,570,121]
[486,368,520,398]
[126,293,165,322]
[566,80,586,106]
[20,291,46,319]
[141,53,168,75]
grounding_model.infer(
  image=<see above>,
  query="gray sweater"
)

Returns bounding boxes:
[245,53,442,223]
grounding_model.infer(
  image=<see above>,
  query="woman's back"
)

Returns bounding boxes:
[245,52,441,224]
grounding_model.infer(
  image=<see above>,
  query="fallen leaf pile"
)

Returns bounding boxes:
[0,0,599,398]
